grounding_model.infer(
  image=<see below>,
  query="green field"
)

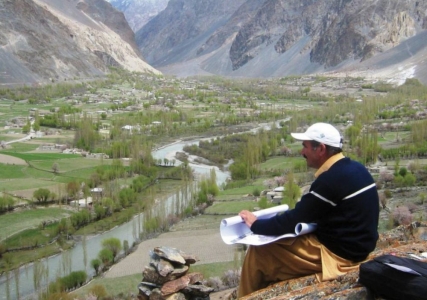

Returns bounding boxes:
[205,200,257,215]
[0,207,74,241]
[258,156,304,171]
[1,151,81,161]
[30,157,110,173]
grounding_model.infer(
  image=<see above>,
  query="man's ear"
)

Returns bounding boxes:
[319,143,327,155]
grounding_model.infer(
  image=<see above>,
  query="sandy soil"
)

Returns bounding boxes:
[105,228,237,278]
[0,153,27,165]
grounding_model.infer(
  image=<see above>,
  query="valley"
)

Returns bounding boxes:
[0,70,427,299]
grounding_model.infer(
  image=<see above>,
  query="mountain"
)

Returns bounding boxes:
[136,0,427,84]
[136,0,248,66]
[0,0,159,86]
[106,0,169,32]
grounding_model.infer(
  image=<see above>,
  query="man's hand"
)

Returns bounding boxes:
[239,210,257,227]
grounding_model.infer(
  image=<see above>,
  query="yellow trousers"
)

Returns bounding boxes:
[238,234,361,298]
[238,234,322,297]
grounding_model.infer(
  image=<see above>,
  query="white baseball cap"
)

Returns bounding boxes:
[291,123,343,148]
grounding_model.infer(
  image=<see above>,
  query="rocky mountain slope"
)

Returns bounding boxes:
[107,0,169,32]
[136,0,247,66]
[0,0,159,86]
[239,222,427,300]
[136,0,427,83]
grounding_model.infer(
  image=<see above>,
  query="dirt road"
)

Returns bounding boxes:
[104,228,238,278]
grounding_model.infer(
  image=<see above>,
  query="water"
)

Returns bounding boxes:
[0,121,283,299]
[0,141,231,300]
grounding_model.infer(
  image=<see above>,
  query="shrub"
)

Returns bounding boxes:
[252,187,261,197]
[391,206,412,226]
[0,243,6,258]
[91,258,101,275]
[98,248,114,268]
[46,292,73,300]
[204,277,224,292]
[59,271,87,291]
[221,269,240,288]
[89,284,107,299]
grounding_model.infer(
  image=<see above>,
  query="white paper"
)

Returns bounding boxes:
[220,204,317,246]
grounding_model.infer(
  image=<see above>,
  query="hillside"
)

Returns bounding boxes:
[107,0,169,32]
[136,0,427,84]
[0,0,159,86]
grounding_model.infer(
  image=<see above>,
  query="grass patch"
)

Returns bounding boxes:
[192,261,242,279]
[259,156,303,171]
[0,151,81,161]
[171,215,224,231]
[30,158,110,173]
[1,142,40,152]
[0,207,73,241]
[220,185,263,196]
[70,261,240,299]
[0,164,28,179]
[0,178,61,192]
[205,201,257,215]
[70,274,142,299]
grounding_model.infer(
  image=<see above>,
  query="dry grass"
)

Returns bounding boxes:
[0,153,27,165]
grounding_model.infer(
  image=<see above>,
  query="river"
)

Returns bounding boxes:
[0,139,231,300]
[0,119,286,299]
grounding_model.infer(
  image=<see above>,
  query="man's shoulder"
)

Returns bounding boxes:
[327,157,372,177]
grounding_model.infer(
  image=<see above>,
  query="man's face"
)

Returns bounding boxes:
[301,140,321,169]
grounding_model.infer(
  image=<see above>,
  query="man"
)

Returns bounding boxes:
[238,122,379,297]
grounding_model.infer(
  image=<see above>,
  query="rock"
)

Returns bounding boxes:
[150,254,175,277]
[165,292,186,300]
[153,246,186,264]
[149,288,164,300]
[142,265,190,285]
[139,247,213,300]
[181,284,215,298]
[178,250,199,265]
[161,275,191,296]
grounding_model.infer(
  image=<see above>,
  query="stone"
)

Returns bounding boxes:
[181,284,214,298]
[150,255,175,277]
[143,266,169,285]
[178,250,199,265]
[140,247,213,300]
[168,264,189,279]
[154,246,186,264]
[161,275,191,296]
[186,272,204,284]
[165,292,186,300]
[149,288,164,300]
[143,264,190,285]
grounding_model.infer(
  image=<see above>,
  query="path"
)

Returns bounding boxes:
[105,228,238,278]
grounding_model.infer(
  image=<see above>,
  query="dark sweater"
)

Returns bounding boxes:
[251,157,379,262]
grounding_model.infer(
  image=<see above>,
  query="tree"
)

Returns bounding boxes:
[33,188,51,203]
[90,258,101,276]
[98,248,114,268]
[22,119,31,134]
[52,162,59,174]
[282,173,301,209]
[66,181,80,199]
[123,240,130,255]
[101,238,122,262]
